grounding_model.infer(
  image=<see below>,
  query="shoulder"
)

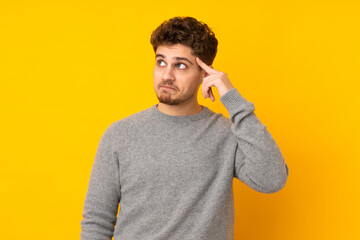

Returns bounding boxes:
[204,106,231,125]
[200,107,237,144]
[114,107,152,126]
[102,106,154,139]
[202,106,233,134]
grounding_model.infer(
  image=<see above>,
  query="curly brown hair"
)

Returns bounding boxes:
[150,16,218,66]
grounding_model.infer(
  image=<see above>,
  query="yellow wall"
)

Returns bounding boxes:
[1,0,359,239]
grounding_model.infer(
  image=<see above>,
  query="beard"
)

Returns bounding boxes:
[156,88,196,105]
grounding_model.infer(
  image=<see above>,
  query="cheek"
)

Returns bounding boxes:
[188,72,202,85]
[153,69,161,81]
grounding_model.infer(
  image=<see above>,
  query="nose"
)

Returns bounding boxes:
[162,65,175,81]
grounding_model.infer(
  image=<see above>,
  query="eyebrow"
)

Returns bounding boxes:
[155,54,193,65]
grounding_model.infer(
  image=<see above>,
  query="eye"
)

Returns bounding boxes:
[177,63,187,69]
[157,60,165,66]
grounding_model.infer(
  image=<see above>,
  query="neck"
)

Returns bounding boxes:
[156,100,203,116]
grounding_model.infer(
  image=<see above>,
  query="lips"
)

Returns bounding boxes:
[161,85,176,90]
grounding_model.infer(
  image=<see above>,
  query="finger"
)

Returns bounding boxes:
[202,75,218,85]
[202,82,207,98]
[203,86,215,101]
[202,82,211,99]
[196,57,215,74]
[202,79,210,98]
[202,76,217,96]
[202,78,217,99]
[209,88,215,102]
[196,57,217,74]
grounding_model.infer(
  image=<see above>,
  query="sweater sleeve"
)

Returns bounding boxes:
[80,124,121,239]
[220,88,289,193]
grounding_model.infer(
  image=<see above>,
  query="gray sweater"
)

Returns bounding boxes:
[80,88,289,240]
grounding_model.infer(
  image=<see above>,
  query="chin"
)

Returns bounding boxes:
[157,96,181,105]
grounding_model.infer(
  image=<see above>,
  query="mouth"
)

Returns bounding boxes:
[160,85,177,90]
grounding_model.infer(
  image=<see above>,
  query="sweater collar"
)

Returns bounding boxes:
[151,104,211,123]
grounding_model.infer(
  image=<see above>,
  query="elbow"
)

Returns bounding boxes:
[261,163,289,194]
[248,163,289,194]
[261,177,288,194]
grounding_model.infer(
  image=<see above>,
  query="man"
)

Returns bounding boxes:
[80,16,289,240]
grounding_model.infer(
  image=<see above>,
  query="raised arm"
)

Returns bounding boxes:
[80,124,121,239]
[196,56,289,194]
[220,88,289,193]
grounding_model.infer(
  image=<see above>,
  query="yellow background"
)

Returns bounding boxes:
[1,0,359,239]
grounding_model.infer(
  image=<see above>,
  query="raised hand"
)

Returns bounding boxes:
[196,57,235,102]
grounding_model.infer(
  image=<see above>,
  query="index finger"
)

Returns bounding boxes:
[196,57,217,74]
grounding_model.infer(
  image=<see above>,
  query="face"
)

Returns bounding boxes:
[153,43,204,105]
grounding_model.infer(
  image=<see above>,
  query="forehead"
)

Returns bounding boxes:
[156,44,194,58]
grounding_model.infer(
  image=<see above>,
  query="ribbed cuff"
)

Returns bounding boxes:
[220,88,255,113]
